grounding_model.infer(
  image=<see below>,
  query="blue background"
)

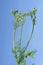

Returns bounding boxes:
[0,0,43,65]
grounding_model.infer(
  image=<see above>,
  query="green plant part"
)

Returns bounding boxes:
[25,50,37,58]
[23,8,37,52]
[13,13,25,31]
[32,18,36,25]
[11,10,18,16]
[13,45,16,53]
[30,50,37,58]
[16,51,24,64]
[30,8,37,15]
[22,12,30,17]
[25,50,31,57]
[11,8,37,65]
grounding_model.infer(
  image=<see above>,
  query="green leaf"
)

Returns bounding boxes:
[30,50,37,58]
[25,50,37,58]
[25,50,31,57]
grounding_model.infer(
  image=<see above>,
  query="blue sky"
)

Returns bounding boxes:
[0,0,43,65]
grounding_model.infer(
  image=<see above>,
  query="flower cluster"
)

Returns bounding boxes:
[30,8,37,25]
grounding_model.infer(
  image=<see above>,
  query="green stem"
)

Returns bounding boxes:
[14,30,16,43]
[20,25,23,45]
[23,24,34,52]
[13,30,16,49]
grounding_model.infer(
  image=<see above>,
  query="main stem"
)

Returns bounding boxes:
[23,24,34,52]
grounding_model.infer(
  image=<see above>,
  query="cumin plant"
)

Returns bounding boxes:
[11,8,37,65]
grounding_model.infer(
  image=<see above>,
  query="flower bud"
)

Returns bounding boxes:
[11,10,18,15]
[31,8,37,14]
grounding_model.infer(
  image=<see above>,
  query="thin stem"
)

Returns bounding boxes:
[14,30,16,43]
[13,30,16,49]
[20,25,23,45]
[23,24,34,52]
